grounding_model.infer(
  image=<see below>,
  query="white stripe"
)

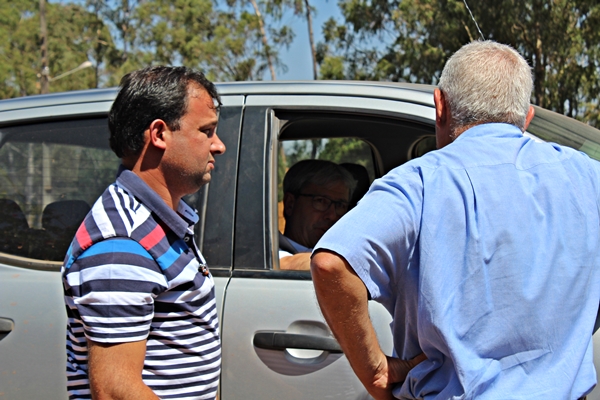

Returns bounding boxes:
[145,352,221,368]
[153,386,218,400]
[91,194,116,238]
[146,340,221,362]
[147,340,221,357]
[113,183,152,234]
[90,333,149,343]
[146,335,221,351]
[147,368,220,386]
[167,259,203,289]
[124,189,150,232]
[80,313,153,324]
[75,290,155,306]
[66,264,167,287]
[148,322,217,337]
[109,185,134,235]
[86,323,151,335]
[162,270,214,302]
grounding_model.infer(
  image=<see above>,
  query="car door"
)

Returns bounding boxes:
[0,93,243,399]
[219,92,435,399]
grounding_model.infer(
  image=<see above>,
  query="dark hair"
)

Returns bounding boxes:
[108,66,221,158]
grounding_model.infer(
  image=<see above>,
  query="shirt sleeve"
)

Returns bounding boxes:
[63,237,168,343]
[314,165,424,309]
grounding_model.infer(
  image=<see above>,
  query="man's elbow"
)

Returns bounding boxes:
[310,250,347,281]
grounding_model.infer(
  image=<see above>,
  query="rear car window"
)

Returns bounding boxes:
[0,118,118,262]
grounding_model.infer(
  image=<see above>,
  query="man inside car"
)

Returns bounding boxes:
[279,159,354,270]
[62,66,225,399]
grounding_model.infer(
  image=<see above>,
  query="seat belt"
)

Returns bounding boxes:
[278,232,298,255]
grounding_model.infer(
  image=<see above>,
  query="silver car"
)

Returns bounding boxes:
[1,81,599,399]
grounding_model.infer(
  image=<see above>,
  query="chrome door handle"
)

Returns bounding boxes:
[0,318,14,339]
[253,331,342,353]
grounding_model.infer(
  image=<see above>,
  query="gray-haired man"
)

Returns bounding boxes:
[312,41,600,399]
[279,159,354,270]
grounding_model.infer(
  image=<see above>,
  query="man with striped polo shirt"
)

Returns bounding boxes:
[62,66,226,399]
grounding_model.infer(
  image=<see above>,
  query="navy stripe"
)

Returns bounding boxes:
[159,386,218,399]
[101,188,127,235]
[77,303,153,318]
[88,330,149,340]
[114,187,135,227]
[72,278,162,295]
[147,376,219,390]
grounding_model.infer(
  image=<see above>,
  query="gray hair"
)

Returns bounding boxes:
[283,159,356,198]
[438,41,533,135]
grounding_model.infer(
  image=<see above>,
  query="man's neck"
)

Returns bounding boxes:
[126,163,181,211]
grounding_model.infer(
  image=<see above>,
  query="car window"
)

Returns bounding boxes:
[272,109,435,272]
[0,118,118,265]
[528,106,600,161]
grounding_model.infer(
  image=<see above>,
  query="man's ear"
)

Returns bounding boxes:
[147,119,169,150]
[523,105,535,131]
[434,88,447,127]
[283,192,296,219]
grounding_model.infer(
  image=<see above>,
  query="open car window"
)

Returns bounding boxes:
[273,110,435,271]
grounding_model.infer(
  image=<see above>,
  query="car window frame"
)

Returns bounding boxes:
[232,94,437,278]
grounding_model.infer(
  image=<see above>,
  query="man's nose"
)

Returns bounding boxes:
[322,202,338,220]
[211,133,226,155]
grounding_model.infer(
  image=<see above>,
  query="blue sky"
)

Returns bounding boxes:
[276,1,342,80]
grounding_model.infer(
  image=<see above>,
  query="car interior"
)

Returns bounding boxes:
[0,118,117,266]
[274,110,437,269]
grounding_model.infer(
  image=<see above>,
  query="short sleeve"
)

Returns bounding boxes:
[63,237,168,343]
[314,165,424,309]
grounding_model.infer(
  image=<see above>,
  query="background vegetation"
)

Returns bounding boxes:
[1,0,599,127]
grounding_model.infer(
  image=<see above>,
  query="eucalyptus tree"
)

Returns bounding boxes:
[319,0,600,126]
[0,0,105,98]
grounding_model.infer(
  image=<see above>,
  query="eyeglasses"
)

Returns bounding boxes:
[296,193,349,216]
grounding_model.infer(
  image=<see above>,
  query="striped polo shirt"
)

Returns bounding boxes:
[62,168,221,400]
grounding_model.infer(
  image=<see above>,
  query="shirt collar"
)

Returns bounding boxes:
[115,166,199,238]
[454,123,524,142]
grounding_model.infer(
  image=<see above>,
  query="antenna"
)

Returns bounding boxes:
[462,0,485,40]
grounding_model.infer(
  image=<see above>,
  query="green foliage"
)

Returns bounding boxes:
[0,1,110,98]
[322,0,600,127]
[0,0,40,97]
[0,0,299,95]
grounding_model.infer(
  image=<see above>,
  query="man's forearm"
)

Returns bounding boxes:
[311,250,390,396]
[279,252,311,270]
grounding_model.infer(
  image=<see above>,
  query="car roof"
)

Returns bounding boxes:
[0,81,436,126]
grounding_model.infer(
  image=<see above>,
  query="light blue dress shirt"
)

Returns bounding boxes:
[316,123,600,399]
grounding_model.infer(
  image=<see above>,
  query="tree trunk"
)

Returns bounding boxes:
[250,0,276,80]
[39,0,49,94]
[304,0,318,80]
